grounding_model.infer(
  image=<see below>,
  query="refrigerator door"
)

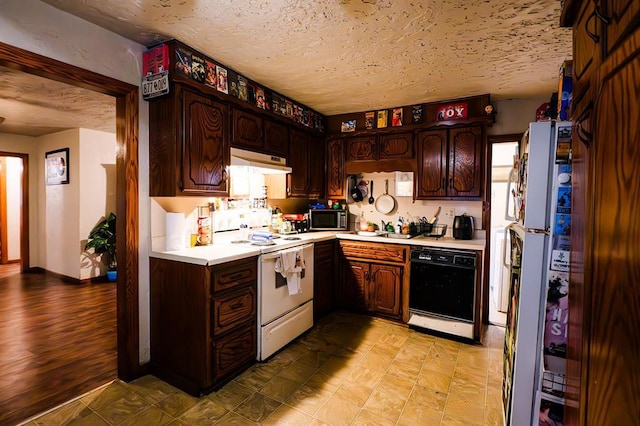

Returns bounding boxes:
[503,223,549,425]
[521,122,555,231]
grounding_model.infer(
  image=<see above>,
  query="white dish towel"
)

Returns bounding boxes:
[274,248,305,295]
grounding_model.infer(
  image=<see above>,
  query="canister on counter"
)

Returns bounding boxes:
[196,205,213,245]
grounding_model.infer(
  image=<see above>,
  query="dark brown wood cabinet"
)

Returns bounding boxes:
[338,241,407,321]
[416,125,483,199]
[562,2,640,424]
[345,135,377,161]
[326,137,345,198]
[149,85,229,196]
[313,240,336,321]
[150,256,258,396]
[264,119,289,157]
[379,132,414,160]
[288,129,325,198]
[345,132,414,162]
[231,108,289,157]
[231,108,263,151]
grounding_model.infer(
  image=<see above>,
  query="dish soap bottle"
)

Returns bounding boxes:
[359,212,368,231]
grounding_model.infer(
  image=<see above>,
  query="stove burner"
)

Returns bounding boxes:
[282,237,302,241]
[230,240,250,244]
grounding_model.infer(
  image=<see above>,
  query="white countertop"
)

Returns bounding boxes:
[150,230,486,265]
[336,233,486,251]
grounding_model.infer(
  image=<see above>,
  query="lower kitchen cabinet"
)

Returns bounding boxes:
[150,256,258,396]
[314,240,336,321]
[338,241,408,321]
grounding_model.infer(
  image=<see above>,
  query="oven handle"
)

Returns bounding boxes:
[260,243,314,261]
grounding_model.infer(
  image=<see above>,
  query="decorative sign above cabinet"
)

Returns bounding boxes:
[141,40,325,133]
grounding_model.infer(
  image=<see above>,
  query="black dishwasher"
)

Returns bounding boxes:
[409,247,478,335]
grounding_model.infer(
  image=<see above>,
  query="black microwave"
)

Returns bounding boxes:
[308,209,348,231]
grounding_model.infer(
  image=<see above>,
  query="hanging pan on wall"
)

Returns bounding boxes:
[375,179,396,214]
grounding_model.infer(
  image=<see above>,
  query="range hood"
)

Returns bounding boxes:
[230,147,292,174]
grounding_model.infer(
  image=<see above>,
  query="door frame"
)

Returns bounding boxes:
[0,153,29,268]
[0,42,141,381]
[482,133,523,325]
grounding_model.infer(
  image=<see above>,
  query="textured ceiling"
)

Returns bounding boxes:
[0,66,115,137]
[0,0,571,136]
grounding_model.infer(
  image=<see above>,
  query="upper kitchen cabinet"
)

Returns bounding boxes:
[345,135,376,161]
[379,132,414,160]
[231,108,289,158]
[288,129,325,198]
[326,137,345,199]
[416,125,484,199]
[149,84,229,196]
[264,120,289,157]
[345,132,413,162]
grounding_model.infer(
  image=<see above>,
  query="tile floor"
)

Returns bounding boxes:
[22,311,505,425]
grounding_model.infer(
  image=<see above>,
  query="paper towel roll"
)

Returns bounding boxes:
[166,212,185,251]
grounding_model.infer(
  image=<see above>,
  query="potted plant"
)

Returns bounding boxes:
[85,212,117,281]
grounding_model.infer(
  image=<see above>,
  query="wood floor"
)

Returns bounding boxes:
[0,264,117,425]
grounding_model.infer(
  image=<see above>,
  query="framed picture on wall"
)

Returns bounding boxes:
[45,148,69,185]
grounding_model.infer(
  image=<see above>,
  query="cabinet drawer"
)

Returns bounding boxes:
[211,258,257,293]
[339,241,408,263]
[212,323,256,381]
[212,286,256,336]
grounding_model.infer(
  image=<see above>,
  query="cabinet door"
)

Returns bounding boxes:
[575,30,640,426]
[379,132,414,160]
[345,136,377,161]
[212,323,256,382]
[231,109,263,151]
[602,0,640,56]
[573,0,600,84]
[448,126,483,197]
[314,258,334,318]
[370,264,402,319]
[326,138,345,198]
[340,259,369,311]
[308,135,325,198]
[181,90,229,194]
[288,129,310,197]
[264,120,289,157]
[416,129,448,198]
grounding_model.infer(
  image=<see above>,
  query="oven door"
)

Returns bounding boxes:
[259,243,314,325]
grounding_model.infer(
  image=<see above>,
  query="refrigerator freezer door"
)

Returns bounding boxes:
[522,122,555,231]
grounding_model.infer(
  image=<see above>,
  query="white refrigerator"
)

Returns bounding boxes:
[502,121,572,426]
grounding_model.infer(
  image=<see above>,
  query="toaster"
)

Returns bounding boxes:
[453,214,474,240]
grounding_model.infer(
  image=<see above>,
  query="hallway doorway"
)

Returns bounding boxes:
[0,155,26,268]
[488,137,521,326]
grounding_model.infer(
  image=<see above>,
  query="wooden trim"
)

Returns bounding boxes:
[482,133,524,324]
[0,157,7,264]
[0,151,30,271]
[0,41,141,381]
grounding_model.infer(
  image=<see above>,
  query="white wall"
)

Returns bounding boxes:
[347,172,484,238]
[39,129,81,278]
[489,97,549,135]
[1,0,151,363]
[0,133,40,264]
[6,157,22,260]
[79,129,117,280]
